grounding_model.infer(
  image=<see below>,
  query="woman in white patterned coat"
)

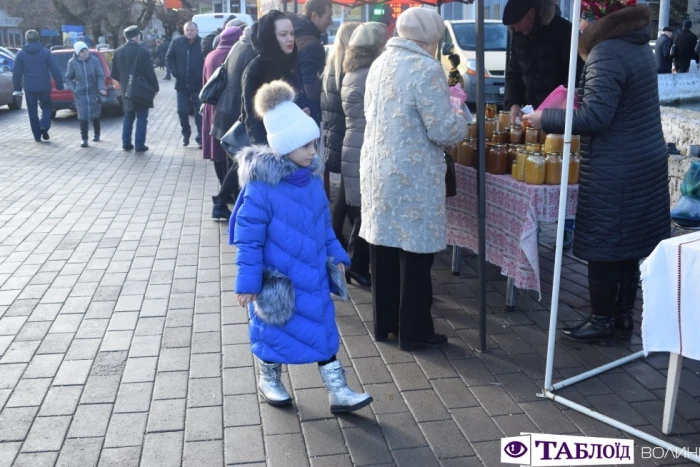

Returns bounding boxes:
[360,7,468,351]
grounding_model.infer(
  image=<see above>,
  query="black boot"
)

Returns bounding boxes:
[81,139,89,148]
[346,270,371,287]
[561,280,616,346]
[212,196,232,221]
[615,262,640,340]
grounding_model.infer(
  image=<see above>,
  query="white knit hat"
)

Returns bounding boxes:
[254,81,320,155]
[73,41,88,55]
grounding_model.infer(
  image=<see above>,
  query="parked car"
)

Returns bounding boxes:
[49,47,121,118]
[0,49,15,72]
[0,66,22,110]
[440,20,507,107]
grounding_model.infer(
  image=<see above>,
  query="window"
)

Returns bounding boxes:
[452,22,508,51]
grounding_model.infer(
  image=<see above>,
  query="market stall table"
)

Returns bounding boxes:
[446,164,579,301]
[640,231,700,435]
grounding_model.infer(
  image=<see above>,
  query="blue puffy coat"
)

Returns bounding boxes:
[229,146,350,364]
[12,41,64,93]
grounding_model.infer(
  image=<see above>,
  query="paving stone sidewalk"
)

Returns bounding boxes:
[0,70,698,467]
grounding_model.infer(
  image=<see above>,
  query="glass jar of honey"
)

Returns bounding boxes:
[498,111,511,131]
[511,161,519,180]
[464,139,478,168]
[524,152,546,185]
[539,130,547,145]
[569,153,581,184]
[544,134,564,154]
[485,118,497,141]
[507,145,521,174]
[493,130,509,145]
[487,144,508,175]
[515,147,529,181]
[457,139,470,165]
[467,122,478,140]
[545,153,563,185]
[510,124,524,145]
[525,143,541,153]
[485,103,497,119]
[571,135,581,153]
[525,127,540,145]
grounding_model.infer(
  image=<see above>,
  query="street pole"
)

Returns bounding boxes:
[475,0,487,352]
[659,0,670,31]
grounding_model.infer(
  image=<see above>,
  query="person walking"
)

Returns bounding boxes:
[340,22,387,288]
[202,27,243,185]
[210,24,259,221]
[64,41,106,147]
[213,18,248,50]
[673,20,698,73]
[111,26,159,152]
[231,79,372,413]
[360,8,468,351]
[322,21,360,247]
[167,21,205,147]
[159,37,172,79]
[11,30,64,142]
[524,0,670,345]
[201,15,235,58]
[655,27,674,74]
[291,0,334,125]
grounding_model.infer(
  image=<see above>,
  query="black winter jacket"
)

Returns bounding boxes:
[12,41,64,93]
[655,34,673,73]
[166,35,204,93]
[292,14,325,124]
[505,0,583,109]
[321,64,344,173]
[212,27,258,141]
[241,11,303,145]
[673,29,698,72]
[542,6,670,262]
[201,29,222,59]
[111,41,159,111]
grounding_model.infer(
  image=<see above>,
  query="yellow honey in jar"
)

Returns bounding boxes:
[545,153,563,185]
[498,111,511,131]
[510,124,524,145]
[487,144,508,175]
[524,152,546,185]
[485,118,497,141]
[544,134,564,154]
[569,153,581,184]
[571,135,581,153]
[515,147,529,181]
[512,161,519,180]
[485,103,497,119]
[525,127,540,145]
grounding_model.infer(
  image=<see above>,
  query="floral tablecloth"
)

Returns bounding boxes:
[446,165,579,298]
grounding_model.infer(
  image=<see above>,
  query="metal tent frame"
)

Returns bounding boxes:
[540,0,700,462]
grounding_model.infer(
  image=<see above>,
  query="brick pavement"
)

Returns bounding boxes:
[0,69,698,466]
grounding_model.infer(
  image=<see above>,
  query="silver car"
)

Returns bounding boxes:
[0,60,22,110]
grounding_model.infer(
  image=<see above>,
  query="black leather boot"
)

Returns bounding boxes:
[615,263,640,340]
[561,280,616,346]
[212,196,232,221]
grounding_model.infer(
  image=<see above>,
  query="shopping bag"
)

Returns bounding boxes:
[220,120,250,159]
[536,85,579,111]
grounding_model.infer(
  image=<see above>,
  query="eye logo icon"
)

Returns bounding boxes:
[504,441,528,458]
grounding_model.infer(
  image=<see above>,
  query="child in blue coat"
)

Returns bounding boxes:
[229,80,372,414]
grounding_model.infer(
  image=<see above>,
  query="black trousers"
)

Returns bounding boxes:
[216,161,240,202]
[346,206,369,275]
[213,160,228,186]
[331,176,349,245]
[80,119,101,139]
[587,260,640,317]
[369,244,435,345]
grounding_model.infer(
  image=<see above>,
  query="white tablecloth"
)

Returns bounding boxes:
[641,231,700,361]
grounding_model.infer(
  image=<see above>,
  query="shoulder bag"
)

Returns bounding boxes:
[200,61,228,105]
[220,118,250,159]
[124,49,156,106]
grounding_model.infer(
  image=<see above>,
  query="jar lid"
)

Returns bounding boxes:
[493,144,507,149]
[545,152,563,156]
[485,117,497,122]
[500,110,511,114]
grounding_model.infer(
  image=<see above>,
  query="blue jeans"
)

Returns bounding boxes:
[176,90,202,141]
[122,109,149,149]
[165,64,171,79]
[25,91,52,140]
[564,219,575,249]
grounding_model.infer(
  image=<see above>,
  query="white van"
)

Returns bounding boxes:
[440,20,508,106]
[191,13,255,39]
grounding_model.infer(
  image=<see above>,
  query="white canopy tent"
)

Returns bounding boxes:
[540,0,700,462]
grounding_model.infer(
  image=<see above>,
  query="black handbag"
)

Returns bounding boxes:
[220,119,250,158]
[445,151,457,198]
[200,62,227,105]
[125,51,156,106]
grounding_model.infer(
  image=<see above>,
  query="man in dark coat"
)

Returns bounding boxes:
[202,15,235,59]
[673,19,698,73]
[12,29,64,142]
[655,26,674,73]
[525,1,670,345]
[291,0,334,125]
[111,26,159,152]
[167,21,205,147]
[503,0,583,118]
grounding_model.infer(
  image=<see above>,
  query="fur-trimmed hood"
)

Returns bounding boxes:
[235,145,324,188]
[579,5,651,60]
[343,46,382,73]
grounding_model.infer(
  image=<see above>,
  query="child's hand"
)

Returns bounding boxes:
[237,294,257,308]
[337,263,345,275]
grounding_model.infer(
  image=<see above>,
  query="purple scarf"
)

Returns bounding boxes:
[283,168,312,186]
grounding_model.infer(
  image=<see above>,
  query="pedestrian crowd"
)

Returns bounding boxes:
[8,0,681,414]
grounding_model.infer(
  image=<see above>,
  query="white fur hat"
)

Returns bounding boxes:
[73,41,88,55]
[254,81,320,156]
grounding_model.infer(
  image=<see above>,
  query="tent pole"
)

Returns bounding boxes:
[543,0,581,390]
[475,0,487,352]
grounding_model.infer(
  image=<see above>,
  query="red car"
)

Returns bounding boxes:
[50,48,122,118]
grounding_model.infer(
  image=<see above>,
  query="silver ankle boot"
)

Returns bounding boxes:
[258,361,292,407]
[318,360,373,414]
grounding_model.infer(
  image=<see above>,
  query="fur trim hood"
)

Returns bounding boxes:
[236,145,324,188]
[579,5,651,60]
[343,46,382,73]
